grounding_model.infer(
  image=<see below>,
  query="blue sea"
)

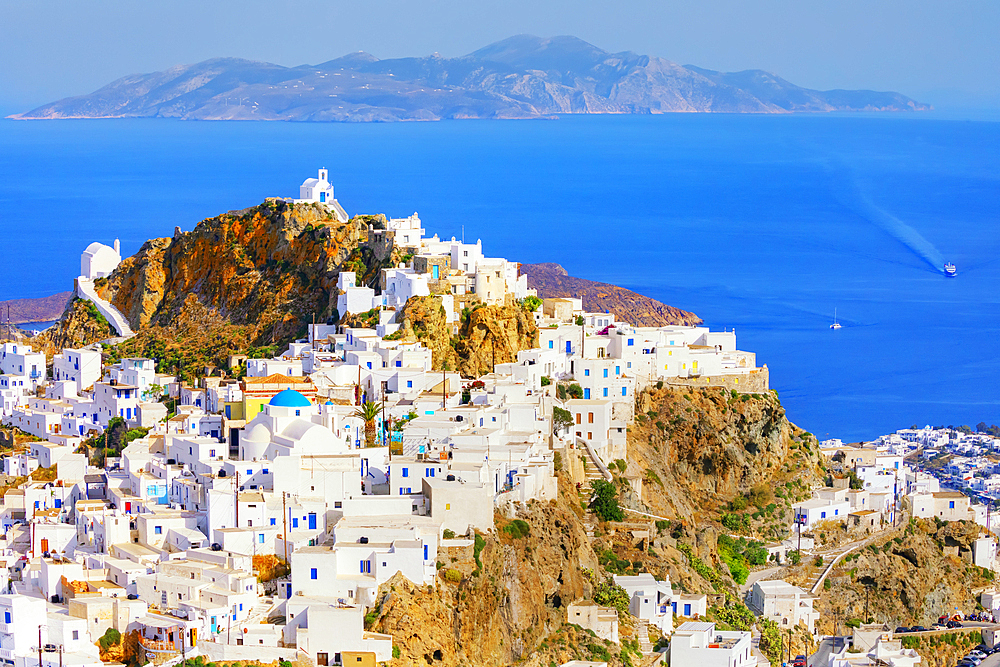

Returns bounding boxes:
[1,114,997,442]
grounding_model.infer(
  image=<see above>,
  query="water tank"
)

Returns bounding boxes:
[359,536,369,544]
[446,474,456,482]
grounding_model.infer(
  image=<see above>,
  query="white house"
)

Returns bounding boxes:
[669,621,757,667]
[0,594,47,664]
[612,573,676,634]
[52,348,102,392]
[748,579,819,633]
[294,168,349,222]
[566,601,619,643]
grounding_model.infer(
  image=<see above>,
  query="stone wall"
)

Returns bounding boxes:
[657,366,770,394]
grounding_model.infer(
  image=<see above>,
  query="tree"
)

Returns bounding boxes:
[589,480,624,522]
[553,406,573,434]
[352,401,384,448]
[142,383,165,402]
[519,296,542,312]
[575,315,585,326]
[567,383,584,399]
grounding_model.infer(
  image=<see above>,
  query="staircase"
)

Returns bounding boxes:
[75,277,134,338]
[635,619,654,654]
[578,437,612,483]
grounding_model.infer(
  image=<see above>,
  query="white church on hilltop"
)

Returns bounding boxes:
[294,168,349,223]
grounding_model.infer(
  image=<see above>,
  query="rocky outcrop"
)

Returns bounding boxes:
[628,385,824,519]
[394,297,538,377]
[97,200,389,346]
[804,519,993,647]
[521,263,701,327]
[368,482,636,667]
[37,298,115,353]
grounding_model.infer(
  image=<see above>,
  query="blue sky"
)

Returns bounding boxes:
[1,0,998,113]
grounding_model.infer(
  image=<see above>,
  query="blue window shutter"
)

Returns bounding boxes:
[402,468,408,477]
[584,369,589,376]
[603,388,608,397]
[584,388,590,399]
[292,518,298,528]
[628,339,634,346]
[424,545,428,560]
[396,360,401,367]
[548,341,553,349]
[311,568,317,579]
[565,341,571,353]
[603,369,608,378]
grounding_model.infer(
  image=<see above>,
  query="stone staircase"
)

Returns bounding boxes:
[635,619,654,654]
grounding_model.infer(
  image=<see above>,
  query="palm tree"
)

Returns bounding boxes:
[352,401,383,448]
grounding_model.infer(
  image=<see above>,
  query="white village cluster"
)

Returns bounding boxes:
[0,170,829,667]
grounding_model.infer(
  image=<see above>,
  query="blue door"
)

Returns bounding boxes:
[432,265,439,279]
[211,617,217,633]
[584,388,591,399]
[565,341,571,353]
[684,603,691,616]
[308,513,317,530]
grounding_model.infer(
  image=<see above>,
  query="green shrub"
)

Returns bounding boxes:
[443,528,455,539]
[502,519,531,539]
[98,628,121,652]
[444,569,462,582]
[589,480,624,522]
[473,533,486,572]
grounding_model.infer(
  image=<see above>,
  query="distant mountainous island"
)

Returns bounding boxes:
[11,35,929,122]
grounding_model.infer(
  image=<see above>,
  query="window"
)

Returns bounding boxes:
[426,468,435,477]
[587,432,592,439]
[407,380,412,388]
[424,545,429,560]
[627,339,634,346]
[154,526,162,535]
[603,369,608,378]
[575,413,581,425]
[588,412,594,424]
[295,410,300,416]
[72,630,79,640]
[360,560,371,574]
[584,369,590,377]
[949,501,955,509]
[292,518,299,528]
[622,387,627,396]
[366,362,372,369]
[247,469,252,475]
[402,468,409,478]
[603,388,608,397]
[311,568,318,579]
[4,611,10,624]
[258,534,265,544]
[396,360,402,367]
[270,518,276,526]
[548,341,553,349]
[821,512,827,519]
[445,503,451,510]
[210,449,216,458]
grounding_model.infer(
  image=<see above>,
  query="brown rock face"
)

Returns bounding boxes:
[37,298,115,353]
[394,297,539,377]
[370,483,611,667]
[520,262,701,327]
[98,200,386,345]
[628,385,824,519]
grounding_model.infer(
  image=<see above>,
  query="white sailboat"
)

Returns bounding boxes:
[830,309,842,330]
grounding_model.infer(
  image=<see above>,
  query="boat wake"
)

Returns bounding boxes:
[840,176,946,274]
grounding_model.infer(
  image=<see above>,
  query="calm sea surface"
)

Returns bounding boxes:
[1,114,997,441]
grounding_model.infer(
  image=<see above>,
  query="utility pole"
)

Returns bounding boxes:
[282,491,288,566]
[442,367,446,411]
[58,645,62,667]
[234,470,239,528]
[38,625,43,667]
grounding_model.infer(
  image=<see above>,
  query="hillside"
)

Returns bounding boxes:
[0,292,73,324]
[12,35,929,122]
[521,263,701,327]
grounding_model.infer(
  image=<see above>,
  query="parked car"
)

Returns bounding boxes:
[792,656,806,667]
[969,651,987,659]
[895,626,910,633]
[963,656,982,666]
[911,625,929,632]
[948,620,964,628]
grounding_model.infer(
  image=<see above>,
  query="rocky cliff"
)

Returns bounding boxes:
[801,519,993,636]
[368,481,648,667]
[393,296,539,377]
[98,200,388,341]
[521,263,701,327]
[37,298,115,353]
[627,385,824,521]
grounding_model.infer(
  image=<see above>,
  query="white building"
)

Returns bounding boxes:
[80,240,121,280]
[51,348,102,393]
[669,621,757,667]
[748,579,819,633]
[294,168,349,222]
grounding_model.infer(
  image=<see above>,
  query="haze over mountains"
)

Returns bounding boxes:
[13,35,929,122]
